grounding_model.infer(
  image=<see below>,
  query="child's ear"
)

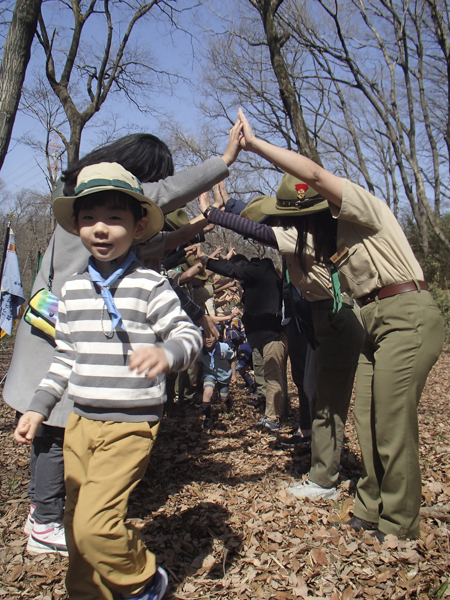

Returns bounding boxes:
[71,215,79,232]
[134,216,149,240]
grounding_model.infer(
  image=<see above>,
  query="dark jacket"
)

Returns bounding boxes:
[206,257,283,349]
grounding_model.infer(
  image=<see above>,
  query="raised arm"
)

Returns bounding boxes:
[237,109,343,208]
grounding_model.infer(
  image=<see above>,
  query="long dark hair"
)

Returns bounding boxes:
[62,133,174,195]
[268,210,338,272]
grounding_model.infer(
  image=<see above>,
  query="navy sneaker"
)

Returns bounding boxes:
[120,567,168,600]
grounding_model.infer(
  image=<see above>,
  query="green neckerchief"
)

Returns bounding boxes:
[330,263,342,313]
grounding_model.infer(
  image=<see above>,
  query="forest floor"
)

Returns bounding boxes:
[0,345,449,600]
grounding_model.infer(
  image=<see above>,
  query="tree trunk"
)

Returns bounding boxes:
[253,0,323,166]
[0,0,42,170]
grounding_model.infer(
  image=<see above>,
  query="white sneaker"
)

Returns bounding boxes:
[27,521,68,556]
[286,479,338,500]
[23,503,36,535]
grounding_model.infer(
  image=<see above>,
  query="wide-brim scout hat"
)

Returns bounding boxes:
[261,173,329,217]
[53,162,164,243]
[164,208,189,231]
[240,195,272,223]
[181,255,208,281]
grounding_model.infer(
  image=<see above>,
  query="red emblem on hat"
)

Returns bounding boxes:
[295,183,308,199]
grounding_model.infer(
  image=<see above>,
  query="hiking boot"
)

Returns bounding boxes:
[120,567,168,600]
[23,503,36,535]
[27,521,68,556]
[286,479,338,500]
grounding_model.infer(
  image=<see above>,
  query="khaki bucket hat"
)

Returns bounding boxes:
[261,173,329,216]
[164,208,189,231]
[240,195,273,223]
[52,162,164,243]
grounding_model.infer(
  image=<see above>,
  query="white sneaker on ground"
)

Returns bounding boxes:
[23,503,36,535]
[27,521,68,556]
[286,479,338,500]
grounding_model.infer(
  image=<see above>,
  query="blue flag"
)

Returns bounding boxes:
[0,228,25,335]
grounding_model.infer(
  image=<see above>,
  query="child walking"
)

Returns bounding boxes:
[193,327,236,428]
[14,163,202,600]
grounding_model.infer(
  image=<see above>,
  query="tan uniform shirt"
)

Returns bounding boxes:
[329,179,424,298]
[273,227,333,302]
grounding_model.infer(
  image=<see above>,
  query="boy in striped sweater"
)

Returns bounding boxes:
[14,163,202,600]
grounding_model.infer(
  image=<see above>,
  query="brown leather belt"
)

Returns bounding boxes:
[357,280,427,307]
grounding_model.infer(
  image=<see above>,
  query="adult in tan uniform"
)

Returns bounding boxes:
[205,183,364,498]
[235,109,444,540]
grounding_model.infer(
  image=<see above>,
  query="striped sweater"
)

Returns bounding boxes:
[29,260,202,423]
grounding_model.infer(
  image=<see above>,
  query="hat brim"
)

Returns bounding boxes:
[240,195,273,223]
[52,186,164,243]
[261,196,330,217]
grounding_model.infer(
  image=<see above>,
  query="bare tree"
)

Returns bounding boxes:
[198,0,449,256]
[0,0,42,170]
[35,0,195,168]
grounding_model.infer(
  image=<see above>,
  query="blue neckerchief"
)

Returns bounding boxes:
[88,251,137,331]
[202,342,223,370]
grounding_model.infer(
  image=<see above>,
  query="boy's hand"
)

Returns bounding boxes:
[222,119,243,166]
[231,375,237,385]
[14,411,45,444]
[129,346,170,379]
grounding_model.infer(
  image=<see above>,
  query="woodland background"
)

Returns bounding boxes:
[0,1,449,598]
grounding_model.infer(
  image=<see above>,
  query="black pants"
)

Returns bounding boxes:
[16,412,66,524]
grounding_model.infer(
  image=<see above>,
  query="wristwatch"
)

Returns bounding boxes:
[202,206,212,219]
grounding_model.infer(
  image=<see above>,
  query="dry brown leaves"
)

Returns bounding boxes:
[0,351,449,600]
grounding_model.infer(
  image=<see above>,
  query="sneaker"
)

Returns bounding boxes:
[280,434,311,448]
[264,419,280,432]
[120,567,168,600]
[256,415,269,428]
[256,415,280,431]
[286,479,338,500]
[23,503,36,535]
[225,397,233,412]
[27,521,68,556]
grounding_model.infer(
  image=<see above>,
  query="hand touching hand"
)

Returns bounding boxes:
[237,108,257,151]
[222,119,243,166]
[198,191,212,214]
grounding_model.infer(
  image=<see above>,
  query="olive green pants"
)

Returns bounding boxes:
[354,290,443,538]
[309,301,365,488]
[64,414,159,599]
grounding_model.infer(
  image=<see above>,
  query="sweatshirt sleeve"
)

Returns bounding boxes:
[28,294,76,418]
[142,157,229,214]
[207,207,278,248]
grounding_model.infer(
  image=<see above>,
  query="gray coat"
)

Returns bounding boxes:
[3,156,228,426]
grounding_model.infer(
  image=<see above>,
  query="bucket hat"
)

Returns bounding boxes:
[164,208,189,231]
[261,173,329,216]
[240,195,272,223]
[53,162,164,243]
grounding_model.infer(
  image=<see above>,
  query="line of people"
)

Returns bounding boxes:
[5,109,443,600]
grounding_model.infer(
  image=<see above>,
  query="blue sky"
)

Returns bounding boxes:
[1,0,224,195]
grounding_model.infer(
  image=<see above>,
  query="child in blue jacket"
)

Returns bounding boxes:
[193,328,236,428]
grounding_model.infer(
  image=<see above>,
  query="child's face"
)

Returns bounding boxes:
[74,198,148,272]
[203,331,217,350]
